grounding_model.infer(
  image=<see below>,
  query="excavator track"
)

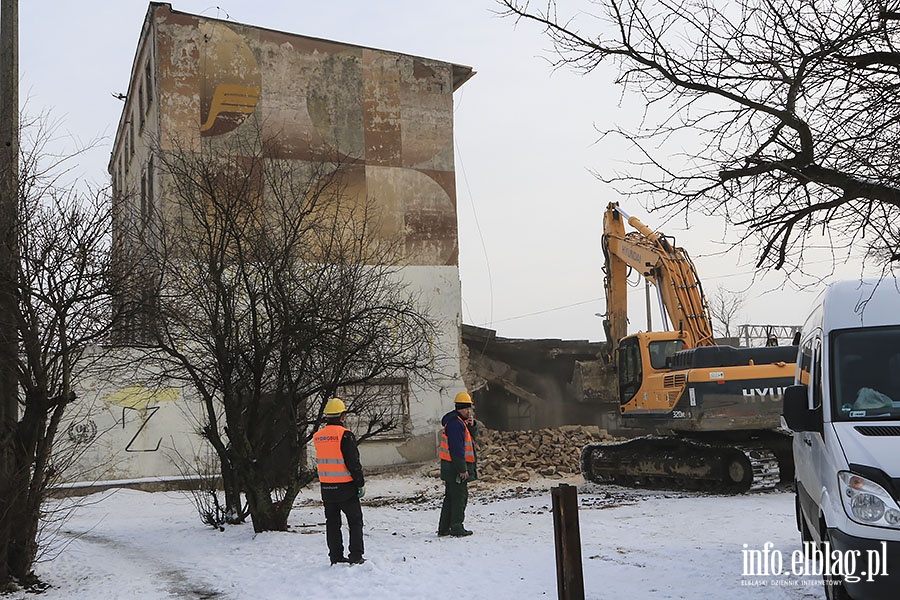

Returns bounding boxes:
[580,435,784,494]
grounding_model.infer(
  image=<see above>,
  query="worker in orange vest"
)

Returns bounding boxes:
[437,391,477,537]
[313,398,366,565]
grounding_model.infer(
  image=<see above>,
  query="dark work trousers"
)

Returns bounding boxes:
[324,496,364,560]
[438,476,469,533]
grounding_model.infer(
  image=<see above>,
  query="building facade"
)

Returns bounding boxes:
[64,3,473,485]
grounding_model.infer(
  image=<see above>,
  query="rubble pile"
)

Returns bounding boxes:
[476,425,619,483]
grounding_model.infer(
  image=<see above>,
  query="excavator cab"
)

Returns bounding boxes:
[616,331,687,408]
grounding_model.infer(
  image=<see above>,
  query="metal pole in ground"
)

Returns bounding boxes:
[0,0,19,587]
[552,483,585,600]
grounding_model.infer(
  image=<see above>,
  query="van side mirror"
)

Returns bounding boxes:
[782,384,820,432]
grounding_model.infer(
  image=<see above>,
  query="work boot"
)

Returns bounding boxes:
[449,527,473,537]
[330,556,349,565]
[437,529,450,537]
[348,554,366,565]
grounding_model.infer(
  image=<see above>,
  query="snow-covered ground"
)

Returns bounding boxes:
[13,470,824,600]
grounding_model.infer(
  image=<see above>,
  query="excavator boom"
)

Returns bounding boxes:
[602,203,715,349]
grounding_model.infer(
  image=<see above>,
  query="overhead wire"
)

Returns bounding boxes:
[479,297,604,326]
[478,255,846,327]
[454,134,494,328]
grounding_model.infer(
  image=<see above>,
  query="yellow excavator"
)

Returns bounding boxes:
[580,202,796,492]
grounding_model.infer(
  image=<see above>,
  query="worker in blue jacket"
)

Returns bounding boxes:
[437,391,477,537]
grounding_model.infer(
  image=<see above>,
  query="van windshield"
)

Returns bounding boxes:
[832,326,900,421]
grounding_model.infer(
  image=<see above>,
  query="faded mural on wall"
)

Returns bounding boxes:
[158,9,463,267]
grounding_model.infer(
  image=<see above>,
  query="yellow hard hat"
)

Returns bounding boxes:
[324,398,347,416]
[454,391,472,405]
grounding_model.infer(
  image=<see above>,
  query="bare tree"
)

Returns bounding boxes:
[0,114,122,590]
[499,1,900,276]
[130,131,442,533]
[708,285,746,339]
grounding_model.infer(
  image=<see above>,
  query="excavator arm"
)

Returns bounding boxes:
[602,202,715,350]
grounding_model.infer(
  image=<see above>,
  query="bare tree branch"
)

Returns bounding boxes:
[499,0,900,275]
[1,114,122,587]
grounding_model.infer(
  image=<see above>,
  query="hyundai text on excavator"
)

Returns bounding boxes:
[580,203,797,493]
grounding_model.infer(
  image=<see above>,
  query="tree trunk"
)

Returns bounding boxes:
[218,454,246,525]
[276,485,301,530]
[6,466,38,584]
[244,480,289,533]
[245,485,279,533]
[203,422,247,524]
[6,403,48,585]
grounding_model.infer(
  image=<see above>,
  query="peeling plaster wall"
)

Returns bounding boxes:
[87,4,470,483]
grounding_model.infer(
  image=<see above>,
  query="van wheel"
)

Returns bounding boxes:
[822,529,851,600]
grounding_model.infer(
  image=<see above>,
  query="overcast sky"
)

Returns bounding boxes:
[15,1,876,343]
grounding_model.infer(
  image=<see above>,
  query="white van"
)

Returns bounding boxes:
[783,278,900,599]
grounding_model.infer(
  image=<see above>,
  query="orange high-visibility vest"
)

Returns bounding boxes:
[439,415,475,463]
[314,424,354,483]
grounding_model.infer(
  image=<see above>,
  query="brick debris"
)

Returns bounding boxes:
[475,425,619,483]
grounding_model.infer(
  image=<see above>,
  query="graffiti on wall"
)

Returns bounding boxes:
[102,385,181,453]
[67,419,98,445]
